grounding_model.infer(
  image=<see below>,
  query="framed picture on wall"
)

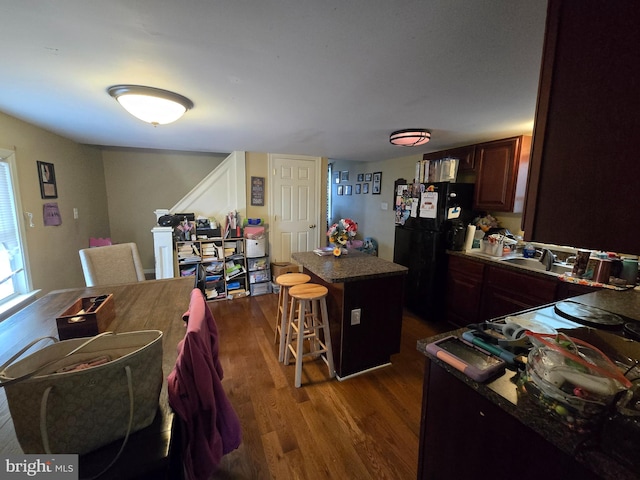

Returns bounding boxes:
[363,183,369,194]
[365,173,372,182]
[355,184,361,194]
[337,185,344,195]
[357,173,364,182]
[37,161,57,199]
[345,185,352,195]
[341,171,349,182]
[334,172,340,184]
[372,172,382,195]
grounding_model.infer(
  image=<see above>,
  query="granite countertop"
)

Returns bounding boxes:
[292,250,407,284]
[448,249,564,281]
[417,287,640,480]
[449,250,639,292]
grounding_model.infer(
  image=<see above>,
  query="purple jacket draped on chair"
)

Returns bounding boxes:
[168,289,242,480]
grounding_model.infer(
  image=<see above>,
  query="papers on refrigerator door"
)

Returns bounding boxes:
[419,192,438,218]
[447,207,461,219]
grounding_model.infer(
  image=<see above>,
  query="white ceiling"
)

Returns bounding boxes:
[0,0,548,163]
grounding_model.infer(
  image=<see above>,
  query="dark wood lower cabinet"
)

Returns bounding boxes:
[445,255,484,327]
[418,359,599,480]
[480,265,557,320]
[445,255,595,327]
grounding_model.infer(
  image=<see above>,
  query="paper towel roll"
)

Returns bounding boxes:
[464,224,476,251]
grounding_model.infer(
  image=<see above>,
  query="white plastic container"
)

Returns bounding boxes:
[246,237,266,258]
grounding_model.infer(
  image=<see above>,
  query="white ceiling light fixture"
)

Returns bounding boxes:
[389,129,431,147]
[107,85,194,125]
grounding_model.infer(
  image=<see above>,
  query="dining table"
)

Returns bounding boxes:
[0,276,194,479]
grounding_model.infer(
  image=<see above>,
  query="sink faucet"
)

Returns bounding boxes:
[538,248,556,271]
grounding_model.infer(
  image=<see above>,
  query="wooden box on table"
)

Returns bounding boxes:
[56,294,115,340]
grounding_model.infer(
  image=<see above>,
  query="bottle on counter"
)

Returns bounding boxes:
[523,243,536,258]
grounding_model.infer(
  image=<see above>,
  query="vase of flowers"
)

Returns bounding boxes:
[472,213,499,233]
[327,218,358,257]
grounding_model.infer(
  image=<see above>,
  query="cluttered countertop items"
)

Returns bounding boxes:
[417,288,640,479]
[458,221,639,290]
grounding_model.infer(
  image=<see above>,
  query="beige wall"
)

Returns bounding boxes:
[330,153,422,260]
[0,111,109,294]
[101,148,227,270]
[2,105,522,294]
[245,152,328,253]
[245,152,269,221]
[330,154,526,260]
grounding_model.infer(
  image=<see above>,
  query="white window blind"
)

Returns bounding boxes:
[0,152,28,305]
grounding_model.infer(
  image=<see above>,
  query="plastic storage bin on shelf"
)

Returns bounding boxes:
[250,282,272,296]
[246,237,266,258]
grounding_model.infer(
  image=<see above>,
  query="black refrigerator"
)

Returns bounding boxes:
[393,182,474,321]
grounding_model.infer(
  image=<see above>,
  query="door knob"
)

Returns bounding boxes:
[309,224,316,229]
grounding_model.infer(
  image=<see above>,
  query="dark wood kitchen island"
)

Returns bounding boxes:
[292,250,407,378]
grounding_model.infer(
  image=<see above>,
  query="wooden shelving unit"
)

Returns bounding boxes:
[175,236,248,300]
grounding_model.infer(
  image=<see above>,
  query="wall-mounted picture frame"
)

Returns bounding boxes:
[345,185,352,195]
[357,173,364,182]
[365,173,373,182]
[250,176,265,206]
[372,172,382,195]
[37,161,57,199]
[363,183,369,194]
[337,185,344,195]
[334,172,340,184]
[341,171,349,182]
[355,184,361,194]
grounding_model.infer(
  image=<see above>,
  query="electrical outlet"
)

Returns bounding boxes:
[351,308,361,325]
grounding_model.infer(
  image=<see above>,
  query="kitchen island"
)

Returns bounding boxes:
[416,288,640,479]
[292,250,407,378]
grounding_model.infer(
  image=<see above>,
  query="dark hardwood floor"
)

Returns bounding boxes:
[207,292,449,480]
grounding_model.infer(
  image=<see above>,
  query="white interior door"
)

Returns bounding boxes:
[269,154,321,263]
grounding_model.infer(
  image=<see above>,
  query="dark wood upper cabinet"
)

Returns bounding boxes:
[523,0,640,253]
[422,144,476,173]
[474,135,531,212]
[445,145,476,173]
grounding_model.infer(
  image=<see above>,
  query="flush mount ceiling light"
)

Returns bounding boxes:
[107,85,194,125]
[389,129,431,147]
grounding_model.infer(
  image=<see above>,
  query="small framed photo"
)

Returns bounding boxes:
[337,185,344,195]
[357,173,364,182]
[334,172,340,184]
[363,183,369,194]
[372,172,382,195]
[365,173,372,182]
[37,161,58,199]
[355,184,361,194]
[345,185,352,195]
[341,171,349,182]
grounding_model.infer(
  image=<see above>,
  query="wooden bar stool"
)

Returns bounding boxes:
[284,283,335,388]
[274,273,310,362]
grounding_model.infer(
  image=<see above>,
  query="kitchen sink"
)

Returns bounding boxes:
[498,257,574,275]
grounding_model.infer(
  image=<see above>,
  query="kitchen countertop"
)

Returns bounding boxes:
[417,287,640,479]
[292,250,407,284]
[449,249,638,291]
[448,249,567,280]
